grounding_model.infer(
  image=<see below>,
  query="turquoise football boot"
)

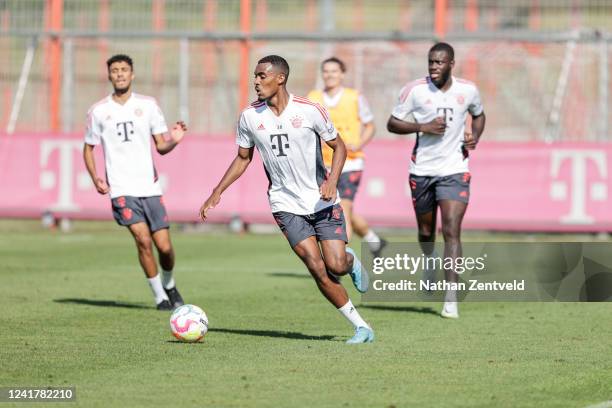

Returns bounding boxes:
[346,326,375,344]
[345,247,369,293]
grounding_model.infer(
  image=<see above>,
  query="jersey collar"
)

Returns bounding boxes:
[110,92,134,107]
[427,76,455,93]
[265,93,293,118]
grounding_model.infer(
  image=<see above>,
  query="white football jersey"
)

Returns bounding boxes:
[85,93,168,198]
[237,94,341,215]
[391,76,484,177]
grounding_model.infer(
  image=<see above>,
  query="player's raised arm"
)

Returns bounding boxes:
[153,121,187,155]
[320,136,347,201]
[199,146,254,221]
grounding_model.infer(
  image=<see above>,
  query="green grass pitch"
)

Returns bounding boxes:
[0,221,610,407]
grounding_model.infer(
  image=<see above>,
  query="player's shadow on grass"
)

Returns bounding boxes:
[267,272,310,279]
[360,304,438,316]
[54,298,151,309]
[207,327,337,341]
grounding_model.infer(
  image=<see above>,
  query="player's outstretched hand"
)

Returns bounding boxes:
[319,180,337,202]
[464,132,478,150]
[94,177,109,195]
[170,121,187,144]
[199,191,221,222]
[421,117,446,135]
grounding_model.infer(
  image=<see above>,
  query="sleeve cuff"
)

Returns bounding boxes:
[470,107,484,116]
[236,140,254,148]
[151,126,168,135]
[84,136,101,145]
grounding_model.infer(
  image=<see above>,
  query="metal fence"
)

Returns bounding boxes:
[1,0,611,141]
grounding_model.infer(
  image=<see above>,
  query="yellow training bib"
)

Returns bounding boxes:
[307,88,365,167]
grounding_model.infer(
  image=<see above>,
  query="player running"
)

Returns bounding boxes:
[83,54,186,311]
[387,43,486,319]
[200,55,374,344]
[307,57,387,256]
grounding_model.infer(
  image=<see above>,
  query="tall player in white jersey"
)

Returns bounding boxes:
[387,43,486,319]
[83,54,187,311]
[199,55,374,344]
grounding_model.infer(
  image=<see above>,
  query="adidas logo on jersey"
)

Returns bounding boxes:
[257,123,265,130]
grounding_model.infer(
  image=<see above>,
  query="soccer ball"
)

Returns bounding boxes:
[169,304,209,342]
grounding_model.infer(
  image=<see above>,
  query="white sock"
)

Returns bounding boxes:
[363,230,381,251]
[442,300,458,316]
[444,289,457,303]
[338,300,370,329]
[161,268,175,290]
[147,274,169,304]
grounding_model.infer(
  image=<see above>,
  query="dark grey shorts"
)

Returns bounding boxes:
[338,171,363,201]
[409,172,471,215]
[272,204,348,248]
[111,195,169,232]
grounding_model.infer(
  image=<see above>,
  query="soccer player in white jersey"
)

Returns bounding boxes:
[199,55,374,344]
[83,54,187,311]
[387,43,486,319]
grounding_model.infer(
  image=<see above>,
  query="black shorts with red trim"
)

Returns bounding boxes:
[272,203,348,248]
[338,170,363,201]
[409,172,471,215]
[111,195,169,232]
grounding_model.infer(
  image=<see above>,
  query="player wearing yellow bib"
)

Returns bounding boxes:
[308,57,386,257]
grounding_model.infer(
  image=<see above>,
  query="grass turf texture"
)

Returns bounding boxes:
[0,221,610,407]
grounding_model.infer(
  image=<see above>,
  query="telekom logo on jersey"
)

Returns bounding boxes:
[39,140,168,211]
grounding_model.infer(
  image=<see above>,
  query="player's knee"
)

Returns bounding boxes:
[325,255,348,277]
[135,235,153,253]
[442,223,460,240]
[156,242,173,257]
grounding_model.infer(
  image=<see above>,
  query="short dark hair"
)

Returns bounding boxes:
[321,57,346,73]
[257,55,290,82]
[106,54,133,71]
[429,42,454,61]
